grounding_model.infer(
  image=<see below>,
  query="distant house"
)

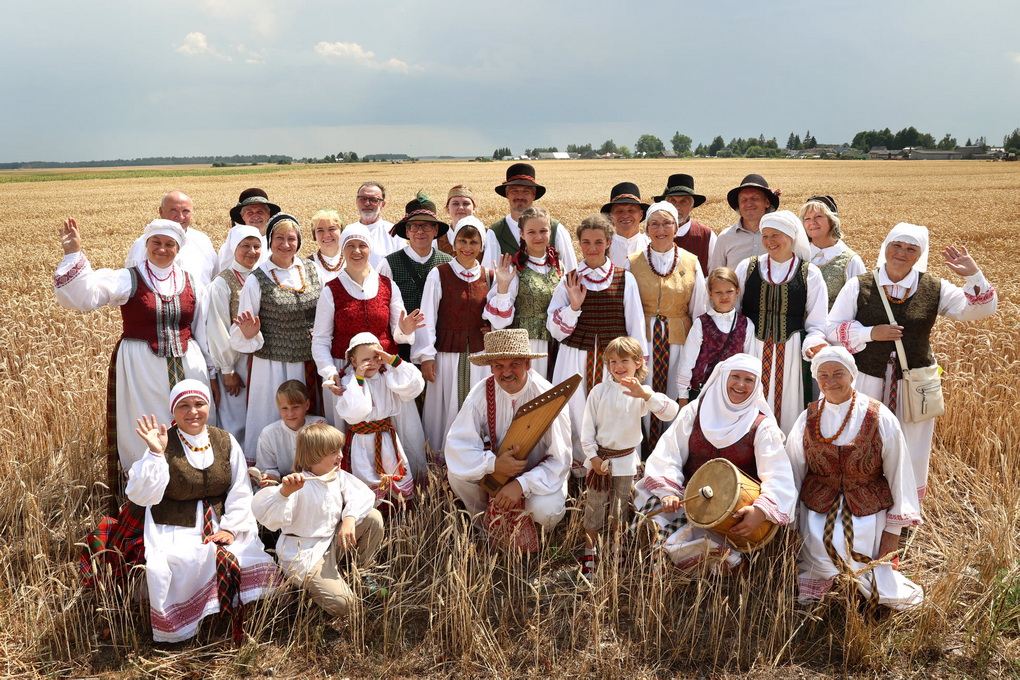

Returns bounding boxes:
[868,146,900,159]
[537,152,573,160]
[655,149,678,158]
[909,148,962,160]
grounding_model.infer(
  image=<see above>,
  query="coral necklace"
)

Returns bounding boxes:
[815,390,857,444]
[766,255,796,284]
[316,251,343,272]
[145,261,177,297]
[646,244,679,278]
[581,261,614,285]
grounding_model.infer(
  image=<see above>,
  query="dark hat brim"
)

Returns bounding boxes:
[726,184,779,212]
[391,215,450,240]
[495,180,546,200]
[600,199,652,214]
[652,190,707,208]
[230,201,281,225]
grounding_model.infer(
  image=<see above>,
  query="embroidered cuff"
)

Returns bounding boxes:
[835,321,859,352]
[885,512,923,529]
[551,307,577,334]
[54,253,87,289]
[753,495,790,525]
[965,286,995,305]
[484,301,512,318]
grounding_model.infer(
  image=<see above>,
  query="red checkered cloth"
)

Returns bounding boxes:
[81,501,146,587]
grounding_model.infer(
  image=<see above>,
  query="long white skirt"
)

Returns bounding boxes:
[551,344,609,466]
[422,351,488,453]
[748,333,808,434]
[143,505,279,642]
[215,354,250,457]
[243,357,307,464]
[797,503,923,609]
[115,339,214,471]
[854,372,934,499]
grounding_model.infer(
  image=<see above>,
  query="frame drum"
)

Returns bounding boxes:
[682,458,779,553]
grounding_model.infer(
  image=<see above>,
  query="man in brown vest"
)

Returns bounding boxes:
[653,173,716,275]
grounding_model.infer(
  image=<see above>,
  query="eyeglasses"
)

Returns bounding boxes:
[406,223,438,233]
[356,195,383,205]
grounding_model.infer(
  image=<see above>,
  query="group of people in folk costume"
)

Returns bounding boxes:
[57,163,997,642]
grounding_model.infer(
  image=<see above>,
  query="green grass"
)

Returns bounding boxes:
[0,165,306,184]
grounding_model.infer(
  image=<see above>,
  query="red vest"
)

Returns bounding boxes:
[684,406,766,482]
[436,263,490,353]
[800,398,893,517]
[120,267,195,357]
[673,219,713,276]
[327,276,398,358]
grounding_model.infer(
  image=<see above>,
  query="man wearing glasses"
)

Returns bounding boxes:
[346,181,406,267]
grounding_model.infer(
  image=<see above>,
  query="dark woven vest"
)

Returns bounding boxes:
[800,398,893,517]
[489,216,561,256]
[327,276,398,358]
[561,268,628,351]
[150,426,233,528]
[673,219,713,275]
[385,248,452,313]
[691,313,750,389]
[819,249,854,310]
[252,261,321,363]
[742,257,809,342]
[853,271,939,378]
[685,406,765,482]
[216,268,245,322]
[121,267,195,357]
[436,263,490,353]
[512,266,560,342]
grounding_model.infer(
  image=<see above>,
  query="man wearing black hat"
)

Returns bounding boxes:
[600,182,650,270]
[378,193,454,361]
[216,187,280,271]
[124,190,218,289]
[483,163,577,273]
[708,174,780,272]
[346,181,406,268]
[653,174,716,276]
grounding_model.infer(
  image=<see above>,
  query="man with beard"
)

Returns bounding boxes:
[346,181,406,268]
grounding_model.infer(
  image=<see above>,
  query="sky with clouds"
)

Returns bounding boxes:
[3,0,1018,162]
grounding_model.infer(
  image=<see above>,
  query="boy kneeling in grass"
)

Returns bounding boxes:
[253,423,385,616]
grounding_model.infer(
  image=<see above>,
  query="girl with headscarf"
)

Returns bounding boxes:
[787,347,923,608]
[799,196,866,309]
[55,218,214,505]
[633,354,796,574]
[733,209,829,433]
[207,225,262,454]
[311,225,426,477]
[124,380,279,641]
[628,201,707,450]
[230,213,322,463]
[827,223,997,500]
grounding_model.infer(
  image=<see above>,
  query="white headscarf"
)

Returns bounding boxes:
[142,219,187,249]
[809,345,858,383]
[760,210,810,262]
[645,201,679,225]
[876,222,930,272]
[226,225,262,268]
[169,378,211,412]
[450,215,487,241]
[694,353,776,449]
[339,223,372,252]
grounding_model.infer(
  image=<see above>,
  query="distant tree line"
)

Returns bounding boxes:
[0,154,294,170]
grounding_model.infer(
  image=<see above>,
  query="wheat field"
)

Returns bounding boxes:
[1,159,1018,678]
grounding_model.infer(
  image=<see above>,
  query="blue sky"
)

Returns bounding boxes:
[3,0,1017,161]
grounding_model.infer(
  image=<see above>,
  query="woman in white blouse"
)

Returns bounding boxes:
[799,195,866,309]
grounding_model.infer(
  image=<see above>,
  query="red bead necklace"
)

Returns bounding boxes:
[646,244,679,278]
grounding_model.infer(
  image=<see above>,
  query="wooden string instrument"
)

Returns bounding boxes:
[479,374,581,496]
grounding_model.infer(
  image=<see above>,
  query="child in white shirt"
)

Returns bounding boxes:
[255,380,326,486]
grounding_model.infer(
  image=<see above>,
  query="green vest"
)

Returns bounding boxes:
[819,250,855,310]
[385,248,452,313]
[512,266,561,342]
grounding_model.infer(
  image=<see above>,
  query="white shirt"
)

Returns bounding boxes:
[255,415,327,479]
[609,232,650,270]
[581,380,679,476]
[345,218,404,269]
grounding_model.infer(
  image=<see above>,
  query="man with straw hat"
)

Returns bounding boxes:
[484,163,577,272]
[709,173,780,272]
[600,181,650,270]
[444,329,571,534]
[653,173,715,275]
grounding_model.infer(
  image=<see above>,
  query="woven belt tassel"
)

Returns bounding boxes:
[348,418,404,494]
[822,496,881,613]
[203,500,244,643]
[166,355,185,389]
[106,340,124,515]
[760,338,786,425]
[457,341,471,410]
[882,352,900,414]
[649,316,670,450]
[585,337,604,394]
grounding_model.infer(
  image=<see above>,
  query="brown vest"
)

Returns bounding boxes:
[853,271,940,378]
[561,267,628,351]
[673,219,713,275]
[800,398,893,517]
[435,263,491,353]
[150,426,233,528]
[628,247,698,345]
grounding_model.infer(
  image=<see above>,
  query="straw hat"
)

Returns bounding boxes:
[468,329,547,366]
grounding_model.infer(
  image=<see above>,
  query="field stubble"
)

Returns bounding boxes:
[0,159,1018,678]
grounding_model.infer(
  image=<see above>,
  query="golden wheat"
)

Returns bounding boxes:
[2,159,1018,678]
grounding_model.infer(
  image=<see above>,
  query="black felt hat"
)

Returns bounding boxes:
[726,174,780,212]
[495,163,546,200]
[391,191,450,239]
[230,188,281,225]
[600,181,651,214]
[652,173,707,207]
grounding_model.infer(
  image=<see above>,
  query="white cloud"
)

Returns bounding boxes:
[176,32,232,61]
[314,41,421,73]
[1009,52,1020,64]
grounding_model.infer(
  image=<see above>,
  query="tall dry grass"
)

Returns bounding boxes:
[1,159,1018,678]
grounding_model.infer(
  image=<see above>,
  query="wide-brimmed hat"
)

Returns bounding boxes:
[652,173,707,207]
[727,174,780,212]
[230,188,281,225]
[391,191,450,239]
[495,163,546,200]
[600,181,651,214]
[468,329,547,366]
